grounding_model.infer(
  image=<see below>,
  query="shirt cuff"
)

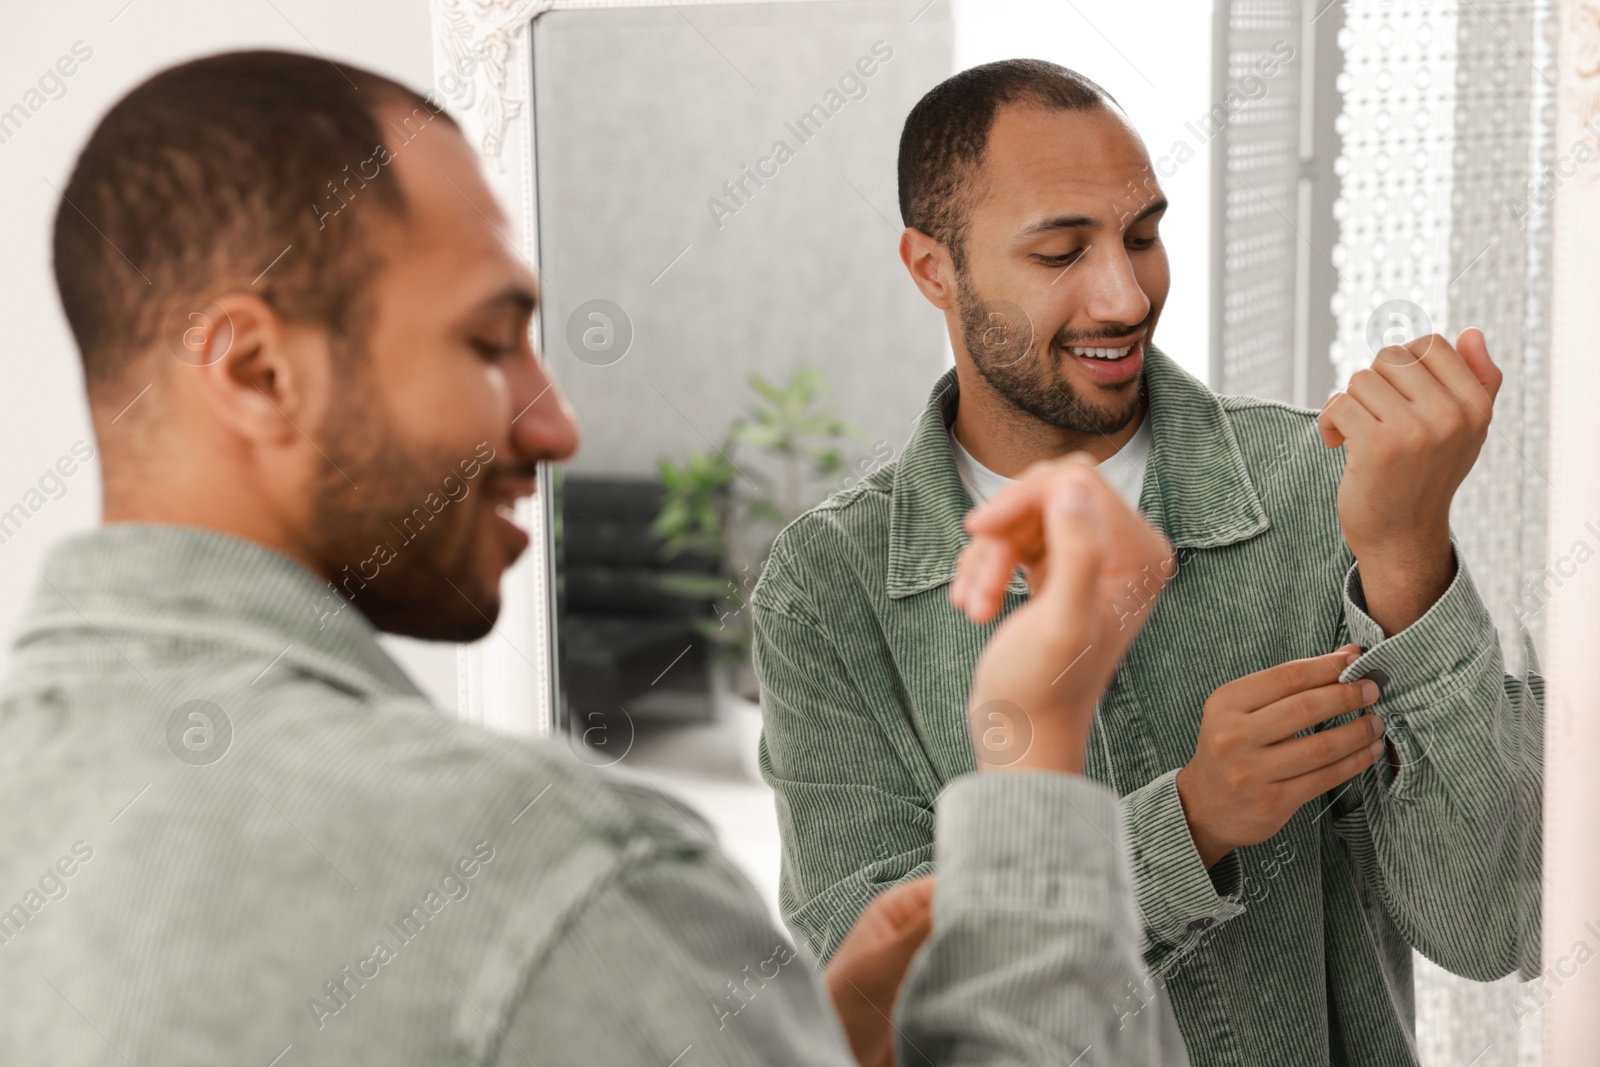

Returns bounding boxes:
[1121,769,1245,950]
[934,771,1139,944]
[1339,541,1500,718]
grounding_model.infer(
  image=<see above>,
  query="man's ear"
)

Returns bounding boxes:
[899,227,959,312]
[180,292,330,448]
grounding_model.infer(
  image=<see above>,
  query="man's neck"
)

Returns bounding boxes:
[948,361,1146,479]
[101,477,326,583]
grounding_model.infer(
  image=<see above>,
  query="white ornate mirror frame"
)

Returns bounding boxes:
[421,0,549,741]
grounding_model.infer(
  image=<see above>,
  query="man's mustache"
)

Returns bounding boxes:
[1051,315,1152,347]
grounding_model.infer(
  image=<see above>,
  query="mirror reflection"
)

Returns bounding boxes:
[532,2,1546,1063]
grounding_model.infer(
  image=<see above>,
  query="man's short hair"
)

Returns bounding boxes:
[52,50,455,387]
[896,59,1116,271]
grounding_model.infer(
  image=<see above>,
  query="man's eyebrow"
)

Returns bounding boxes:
[1014,197,1169,241]
[1127,197,1169,225]
[1015,213,1100,239]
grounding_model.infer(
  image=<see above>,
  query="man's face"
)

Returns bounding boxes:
[306,107,579,641]
[954,103,1169,436]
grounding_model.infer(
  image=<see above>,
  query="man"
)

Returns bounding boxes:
[1,50,1188,1065]
[754,59,1542,1066]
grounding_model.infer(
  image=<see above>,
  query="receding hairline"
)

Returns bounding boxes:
[896,60,1130,269]
[942,97,1147,243]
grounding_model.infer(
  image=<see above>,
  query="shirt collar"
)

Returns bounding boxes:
[11,522,424,700]
[886,345,1270,600]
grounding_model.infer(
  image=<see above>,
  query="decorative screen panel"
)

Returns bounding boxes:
[1447,0,1555,667]
[1330,1,1554,1065]
[1329,3,1460,386]
[1212,0,1304,400]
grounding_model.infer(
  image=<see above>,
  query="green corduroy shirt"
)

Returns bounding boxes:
[752,346,1542,1067]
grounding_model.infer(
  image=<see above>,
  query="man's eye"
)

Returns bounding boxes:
[1037,249,1083,267]
[1128,235,1160,250]
[472,339,517,360]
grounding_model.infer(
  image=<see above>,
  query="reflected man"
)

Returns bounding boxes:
[754,59,1542,1067]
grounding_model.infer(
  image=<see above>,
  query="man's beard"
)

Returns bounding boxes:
[956,271,1145,436]
[307,364,504,643]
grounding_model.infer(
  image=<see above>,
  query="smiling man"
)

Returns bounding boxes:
[753,59,1542,1066]
[0,49,1209,1067]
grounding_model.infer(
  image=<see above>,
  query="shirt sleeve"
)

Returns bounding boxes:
[1328,541,1543,980]
[901,771,1191,1066]
[495,771,1186,1067]
[1118,770,1246,963]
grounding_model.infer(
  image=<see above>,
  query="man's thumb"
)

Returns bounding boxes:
[1041,475,1104,611]
[1457,326,1500,402]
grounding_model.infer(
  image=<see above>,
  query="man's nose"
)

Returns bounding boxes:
[512,358,580,465]
[1083,245,1151,329]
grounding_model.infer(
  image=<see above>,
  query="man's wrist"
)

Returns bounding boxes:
[971,704,1093,775]
[1350,531,1456,636]
[1174,765,1231,869]
[998,726,1088,777]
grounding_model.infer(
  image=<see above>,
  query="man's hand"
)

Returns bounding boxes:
[1175,647,1386,868]
[823,876,935,1067]
[1317,328,1501,636]
[951,456,1175,774]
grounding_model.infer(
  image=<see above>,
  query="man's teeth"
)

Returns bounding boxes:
[1066,344,1135,360]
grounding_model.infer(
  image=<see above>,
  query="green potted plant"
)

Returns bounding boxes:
[654,367,863,706]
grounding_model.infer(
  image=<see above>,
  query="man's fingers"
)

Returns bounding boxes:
[1379,332,1497,429]
[1393,332,1454,368]
[1038,474,1105,614]
[1257,678,1379,740]
[956,457,1161,624]
[824,876,936,1067]
[1372,345,1455,406]
[1318,392,1378,450]
[1213,647,1360,711]
[1278,734,1385,809]
[1261,712,1385,782]
[1344,366,1410,423]
[1316,401,1345,448]
[1456,325,1502,406]
[963,452,1095,535]
[860,875,935,938]
[952,536,1020,623]
[826,876,935,982]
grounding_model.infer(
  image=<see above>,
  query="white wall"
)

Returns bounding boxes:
[0,0,451,694]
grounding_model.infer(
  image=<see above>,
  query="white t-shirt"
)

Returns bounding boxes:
[950,415,1152,511]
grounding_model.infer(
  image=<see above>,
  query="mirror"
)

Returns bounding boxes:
[511,1,1550,1060]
